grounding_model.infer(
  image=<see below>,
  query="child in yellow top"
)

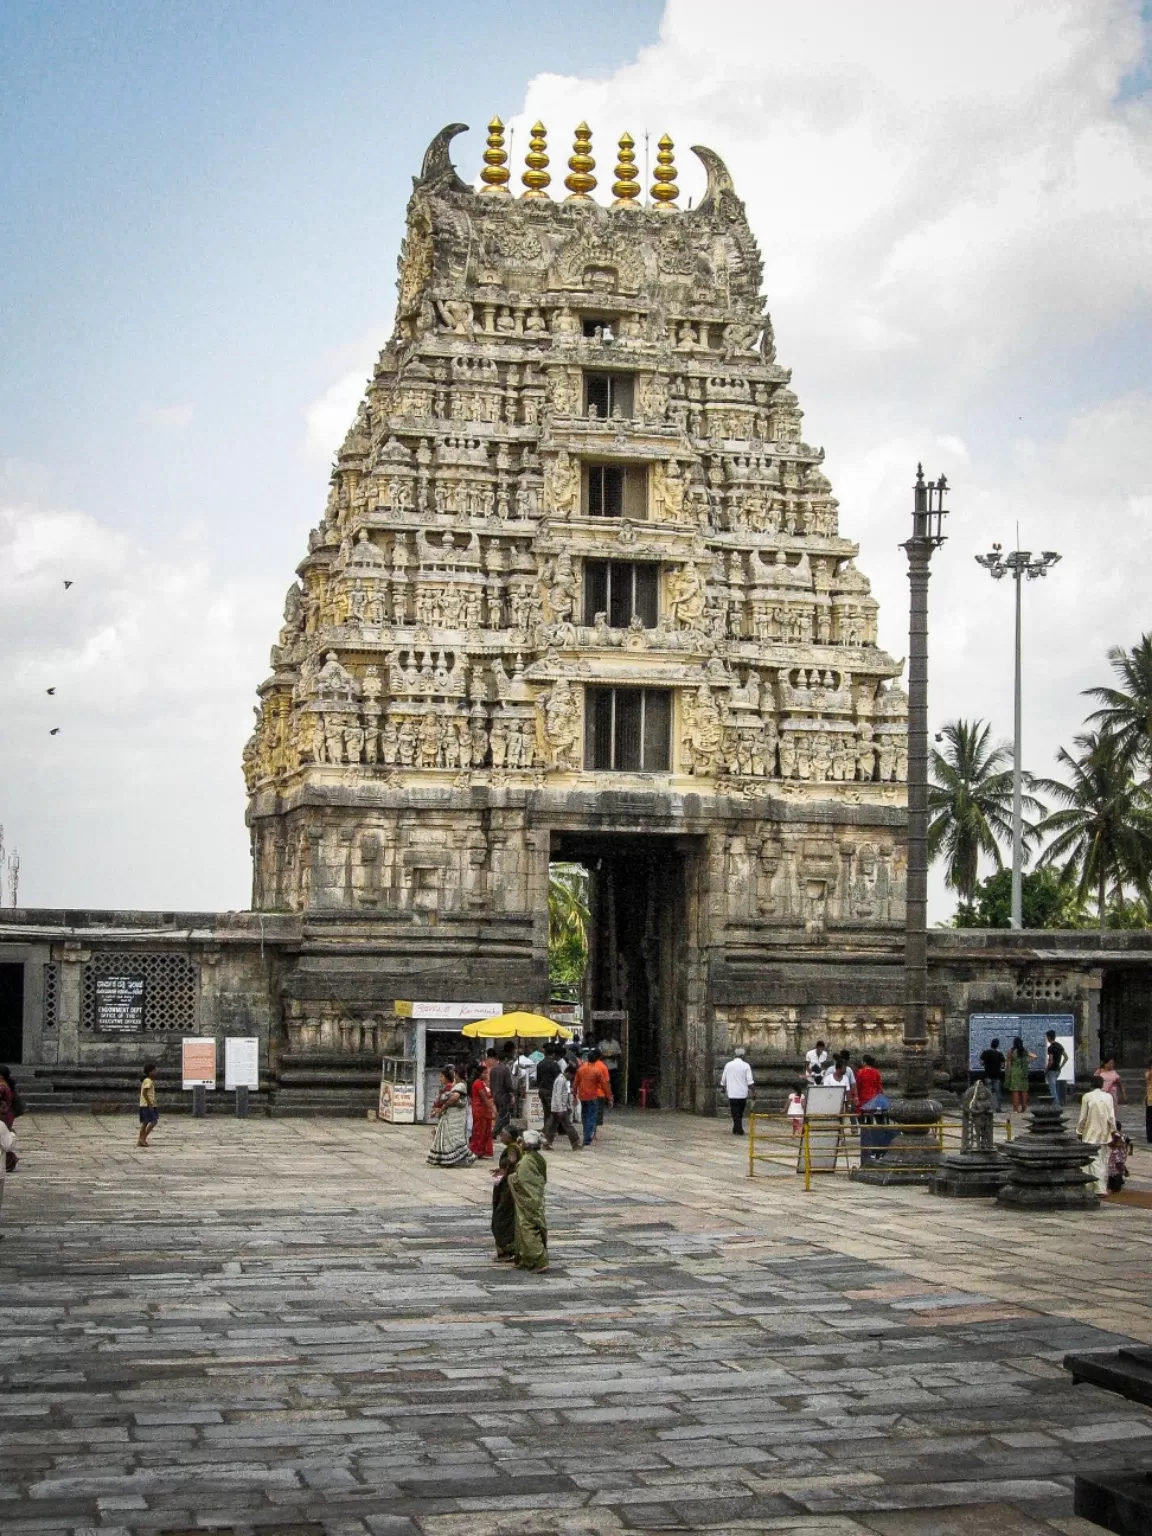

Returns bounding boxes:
[137,1062,159,1147]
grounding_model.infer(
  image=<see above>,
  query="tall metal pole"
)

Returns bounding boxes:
[976,542,1062,929]
[1012,563,1023,929]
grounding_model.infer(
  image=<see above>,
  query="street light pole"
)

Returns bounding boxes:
[902,465,949,1095]
[976,542,1061,929]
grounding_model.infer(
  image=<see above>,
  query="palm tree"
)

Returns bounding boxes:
[928,719,1042,902]
[548,863,590,983]
[1084,633,1152,772]
[1035,730,1152,926]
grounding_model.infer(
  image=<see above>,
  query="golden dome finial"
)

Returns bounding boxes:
[521,120,551,198]
[651,132,680,210]
[564,122,597,201]
[480,116,511,194]
[611,131,641,207]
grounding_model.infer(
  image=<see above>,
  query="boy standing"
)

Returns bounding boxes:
[137,1062,160,1148]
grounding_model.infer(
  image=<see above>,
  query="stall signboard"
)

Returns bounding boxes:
[968,1013,1075,1081]
[224,1037,259,1091]
[379,1077,417,1123]
[394,1001,501,1020]
[800,1082,848,1172]
[181,1038,217,1091]
[94,976,145,1033]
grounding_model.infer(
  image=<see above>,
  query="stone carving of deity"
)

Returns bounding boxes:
[541,678,581,770]
[668,562,706,629]
[542,449,579,515]
[683,684,722,776]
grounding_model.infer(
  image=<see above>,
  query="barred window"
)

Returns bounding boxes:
[583,561,658,628]
[43,963,59,1028]
[585,688,671,772]
[584,372,635,420]
[583,463,648,519]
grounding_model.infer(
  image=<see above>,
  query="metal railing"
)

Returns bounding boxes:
[747,1112,1014,1191]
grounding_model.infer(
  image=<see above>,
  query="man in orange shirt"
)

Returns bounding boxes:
[573,1049,613,1147]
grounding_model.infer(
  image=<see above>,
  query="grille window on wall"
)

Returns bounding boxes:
[584,372,635,420]
[583,464,648,519]
[585,687,672,772]
[81,952,198,1033]
[583,561,659,628]
[43,963,60,1028]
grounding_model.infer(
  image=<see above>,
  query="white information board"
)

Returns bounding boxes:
[801,1082,848,1172]
[224,1036,260,1091]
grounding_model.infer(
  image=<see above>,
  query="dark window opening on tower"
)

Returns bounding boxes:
[584,372,635,420]
[585,688,671,773]
[583,561,659,628]
[583,464,648,519]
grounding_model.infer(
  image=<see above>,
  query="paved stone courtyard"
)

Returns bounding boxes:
[3,1111,1152,1536]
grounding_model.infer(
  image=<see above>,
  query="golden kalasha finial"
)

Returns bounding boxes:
[564,122,597,200]
[650,132,680,210]
[480,116,511,194]
[611,131,641,206]
[521,120,551,198]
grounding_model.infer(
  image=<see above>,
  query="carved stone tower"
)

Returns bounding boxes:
[245,121,909,1106]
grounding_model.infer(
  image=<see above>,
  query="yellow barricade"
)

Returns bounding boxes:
[748,1112,1015,1191]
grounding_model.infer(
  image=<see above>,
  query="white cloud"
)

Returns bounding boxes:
[138,403,195,430]
[303,328,391,463]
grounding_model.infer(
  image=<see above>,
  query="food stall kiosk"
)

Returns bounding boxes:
[388,1001,503,1122]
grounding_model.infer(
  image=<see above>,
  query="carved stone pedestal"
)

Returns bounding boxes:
[932,1079,1006,1199]
[996,1103,1098,1210]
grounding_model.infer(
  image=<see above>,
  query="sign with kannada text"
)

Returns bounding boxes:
[94,976,145,1033]
[181,1037,217,1090]
[379,1077,417,1123]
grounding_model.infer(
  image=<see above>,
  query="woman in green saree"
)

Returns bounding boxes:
[509,1129,548,1272]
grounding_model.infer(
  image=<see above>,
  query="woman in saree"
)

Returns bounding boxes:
[508,1128,548,1272]
[491,1125,522,1261]
[427,1067,475,1168]
[468,1061,495,1159]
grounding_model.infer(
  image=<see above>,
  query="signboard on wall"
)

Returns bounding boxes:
[968,1013,1075,1080]
[394,1001,502,1020]
[224,1037,259,1091]
[94,976,145,1033]
[181,1037,217,1090]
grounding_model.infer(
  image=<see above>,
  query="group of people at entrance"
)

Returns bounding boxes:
[426,1041,615,1169]
[978,1032,1071,1112]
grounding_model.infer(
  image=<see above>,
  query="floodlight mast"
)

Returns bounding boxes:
[975,543,1062,928]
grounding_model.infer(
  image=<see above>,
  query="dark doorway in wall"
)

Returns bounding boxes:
[550,833,701,1108]
[0,964,24,1065]
[1101,966,1152,1068]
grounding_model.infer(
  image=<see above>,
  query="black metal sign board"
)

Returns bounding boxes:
[94,976,146,1032]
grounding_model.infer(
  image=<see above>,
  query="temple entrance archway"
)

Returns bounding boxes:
[550,832,704,1110]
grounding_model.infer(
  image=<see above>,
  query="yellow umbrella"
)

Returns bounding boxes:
[460,1010,573,1039]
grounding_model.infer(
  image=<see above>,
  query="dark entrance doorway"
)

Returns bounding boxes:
[0,964,24,1065]
[550,833,700,1108]
[1101,966,1152,1068]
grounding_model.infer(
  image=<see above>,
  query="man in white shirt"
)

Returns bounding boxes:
[804,1040,830,1082]
[1077,1073,1118,1194]
[543,1060,581,1151]
[720,1046,755,1135]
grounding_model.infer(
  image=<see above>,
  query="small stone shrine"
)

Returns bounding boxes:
[240,119,910,1106]
[997,1103,1099,1211]
[932,1078,1006,1198]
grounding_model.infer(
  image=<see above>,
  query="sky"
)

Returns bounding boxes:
[1,0,1150,921]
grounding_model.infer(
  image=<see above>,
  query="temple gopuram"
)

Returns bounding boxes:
[241,120,910,1105]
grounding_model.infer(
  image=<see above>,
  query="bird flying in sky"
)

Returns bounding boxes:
[46,687,56,695]
[63,580,73,589]
[50,727,60,735]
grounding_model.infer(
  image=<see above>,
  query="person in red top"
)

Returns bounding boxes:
[855,1055,884,1111]
[573,1049,613,1147]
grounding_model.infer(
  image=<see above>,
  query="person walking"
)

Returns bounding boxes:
[0,1065,19,1171]
[1077,1073,1118,1195]
[980,1038,1006,1112]
[544,1059,581,1150]
[573,1049,612,1147]
[1044,1030,1068,1107]
[535,1045,562,1130]
[467,1061,495,1159]
[1144,1056,1152,1144]
[508,1129,548,1271]
[1098,1057,1125,1110]
[487,1047,516,1137]
[491,1125,522,1262]
[0,1117,13,1239]
[720,1047,755,1136]
[136,1062,159,1149]
[855,1055,883,1113]
[1005,1036,1036,1114]
[427,1067,475,1168]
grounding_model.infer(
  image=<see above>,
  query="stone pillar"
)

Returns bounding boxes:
[56,942,89,1067]
[932,1079,1006,1198]
[996,1103,1099,1210]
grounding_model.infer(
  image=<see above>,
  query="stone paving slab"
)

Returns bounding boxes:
[2,1111,1152,1533]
